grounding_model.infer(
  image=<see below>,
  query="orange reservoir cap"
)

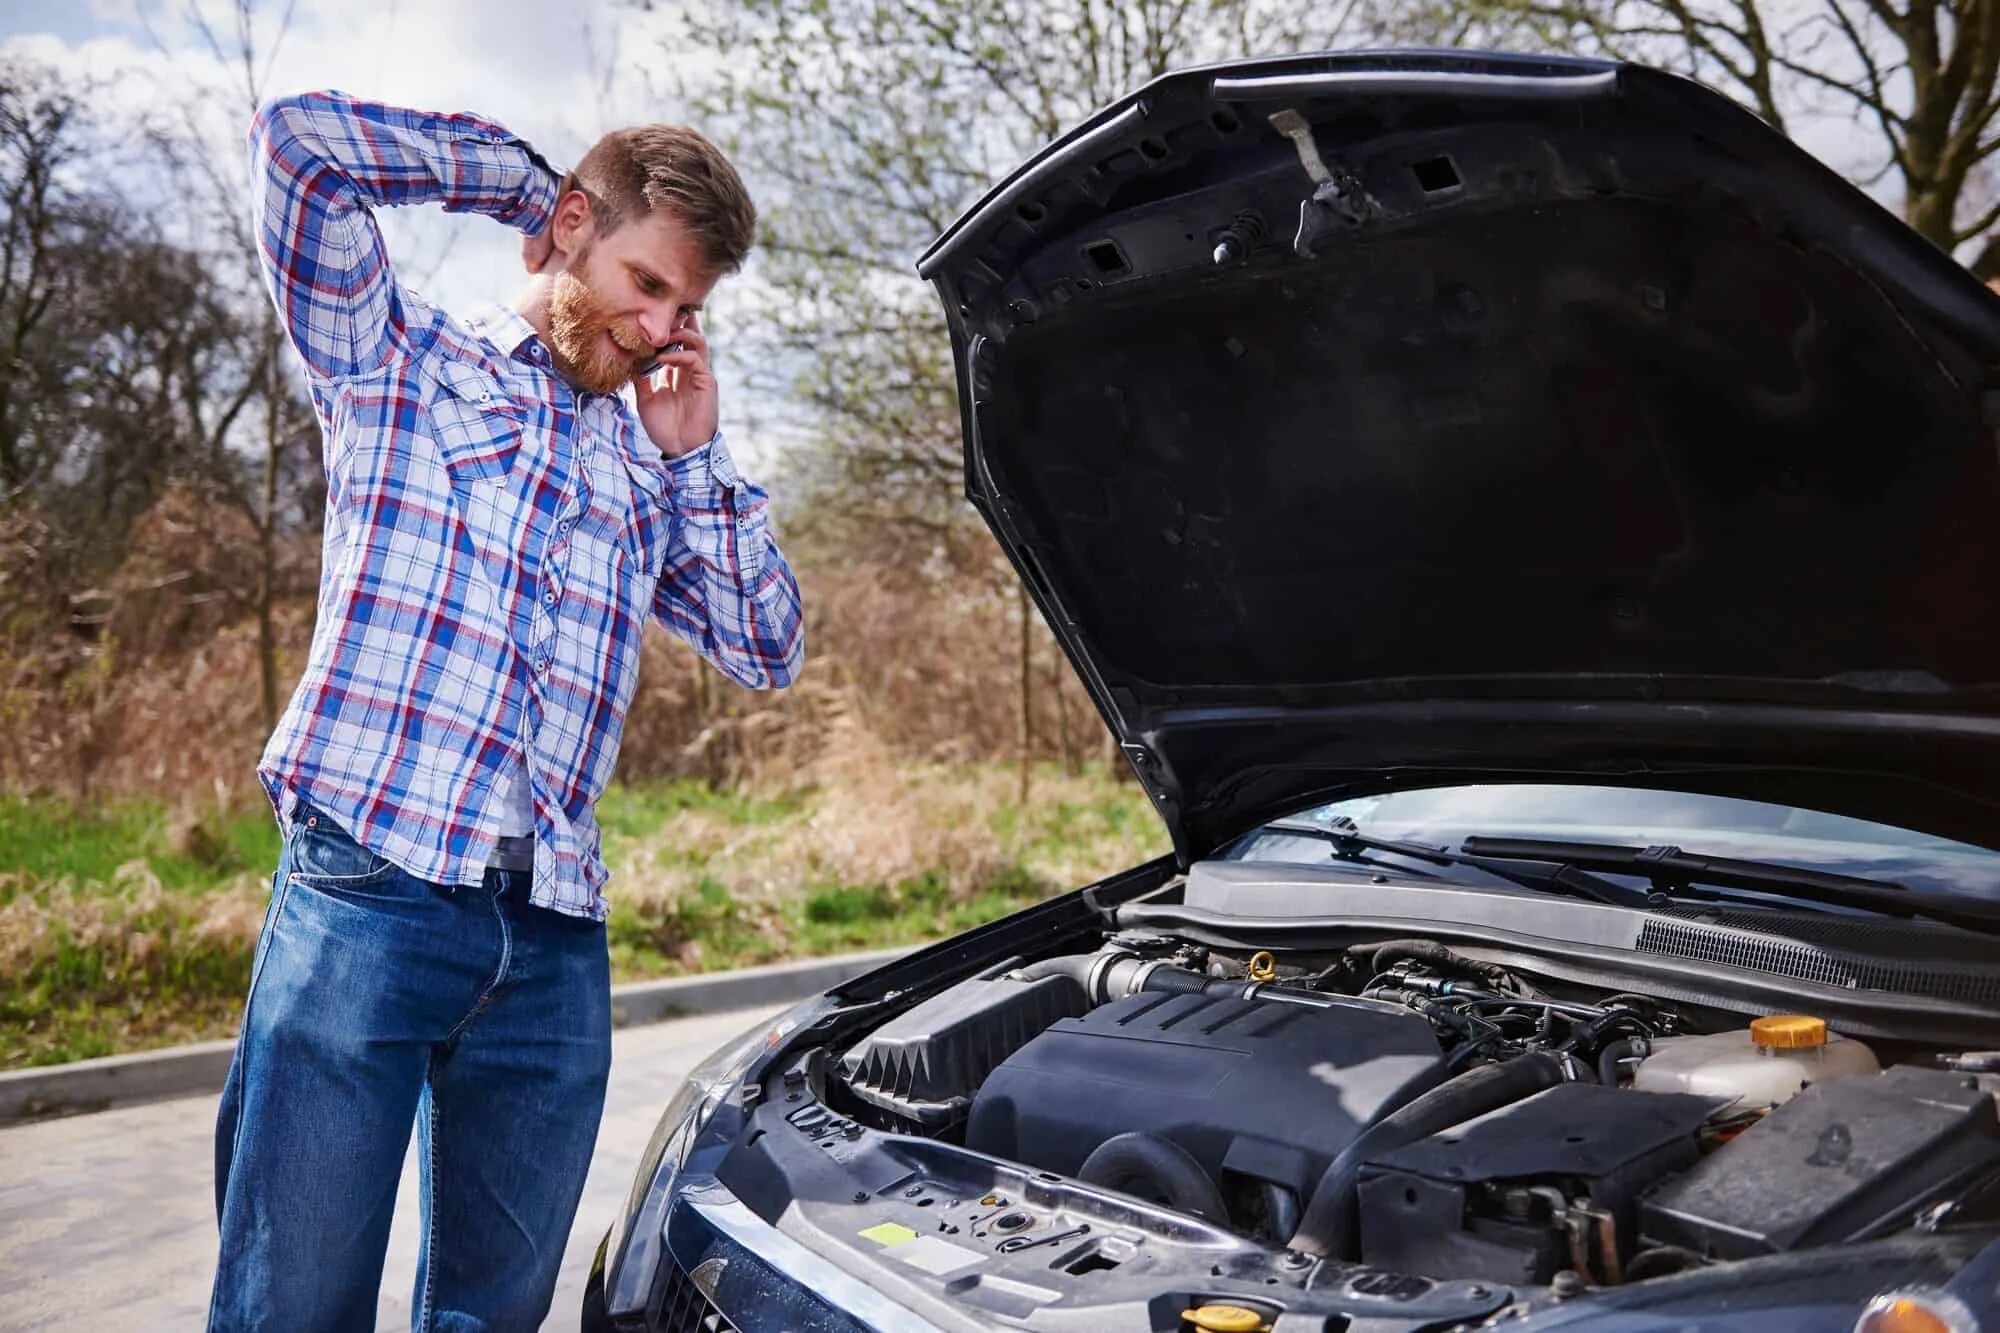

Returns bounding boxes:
[1182,1306,1273,1333]
[1751,1015,1828,1049]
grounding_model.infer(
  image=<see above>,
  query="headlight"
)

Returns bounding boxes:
[601,998,829,1318]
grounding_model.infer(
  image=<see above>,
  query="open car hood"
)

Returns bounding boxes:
[918,50,2000,864]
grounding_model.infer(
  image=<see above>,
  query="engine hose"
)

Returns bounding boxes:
[1006,951,1184,1004]
[1008,952,1381,1013]
[1623,1245,1704,1282]
[1289,1051,1568,1259]
[1596,1036,1650,1087]
[1138,963,1211,997]
[1078,1132,1230,1223]
[1004,953,1101,994]
[1366,939,1500,984]
[1262,1180,1302,1242]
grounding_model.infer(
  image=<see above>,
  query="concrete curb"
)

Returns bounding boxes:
[0,946,909,1127]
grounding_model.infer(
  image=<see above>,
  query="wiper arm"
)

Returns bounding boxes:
[1262,818,1455,881]
[1460,836,2000,935]
[1265,817,1652,910]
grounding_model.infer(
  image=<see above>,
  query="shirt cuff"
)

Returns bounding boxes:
[661,431,769,584]
[661,430,745,500]
[508,153,562,233]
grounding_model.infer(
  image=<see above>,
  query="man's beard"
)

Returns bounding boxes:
[546,246,651,395]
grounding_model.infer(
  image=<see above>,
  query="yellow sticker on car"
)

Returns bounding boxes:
[859,1222,919,1247]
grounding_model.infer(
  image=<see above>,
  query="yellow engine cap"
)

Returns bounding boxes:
[1854,1291,1975,1333]
[1181,1305,1272,1333]
[1752,1014,1828,1049]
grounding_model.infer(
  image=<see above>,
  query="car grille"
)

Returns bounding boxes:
[655,1260,737,1333]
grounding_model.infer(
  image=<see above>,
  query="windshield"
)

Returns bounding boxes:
[1222,784,2000,902]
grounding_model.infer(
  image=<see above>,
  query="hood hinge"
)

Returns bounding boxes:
[1268,108,1378,257]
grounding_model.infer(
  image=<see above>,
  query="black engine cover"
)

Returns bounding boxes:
[963,991,1444,1201]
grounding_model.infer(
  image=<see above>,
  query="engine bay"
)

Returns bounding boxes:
[761,927,2000,1317]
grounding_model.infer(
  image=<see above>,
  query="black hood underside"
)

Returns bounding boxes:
[920,51,2000,861]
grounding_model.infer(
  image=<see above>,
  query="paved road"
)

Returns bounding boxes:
[0,1004,789,1332]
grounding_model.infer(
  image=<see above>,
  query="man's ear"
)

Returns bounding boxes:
[550,187,596,264]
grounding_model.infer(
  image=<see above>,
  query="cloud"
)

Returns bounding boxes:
[7,2,729,298]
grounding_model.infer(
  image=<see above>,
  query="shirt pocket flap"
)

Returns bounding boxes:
[434,358,522,414]
[427,360,523,482]
[617,446,670,508]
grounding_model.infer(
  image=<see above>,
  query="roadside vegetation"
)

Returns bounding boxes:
[0,738,1164,1069]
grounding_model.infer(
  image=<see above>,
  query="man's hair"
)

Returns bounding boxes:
[571,125,756,275]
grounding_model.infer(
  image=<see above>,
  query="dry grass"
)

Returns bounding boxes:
[0,863,272,1065]
[1,728,1166,1068]
[598,715,1164,947]
[1,498,1109,803]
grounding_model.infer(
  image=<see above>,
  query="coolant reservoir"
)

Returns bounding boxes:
[1632,1015,1879,1108]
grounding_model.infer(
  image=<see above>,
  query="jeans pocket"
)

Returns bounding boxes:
[287,811,405,899]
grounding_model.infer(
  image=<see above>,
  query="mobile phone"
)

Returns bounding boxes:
[635,339,686,380]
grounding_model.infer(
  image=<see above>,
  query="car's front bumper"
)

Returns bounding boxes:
[585,1175,930,1333]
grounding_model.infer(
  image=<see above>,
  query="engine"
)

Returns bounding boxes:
[829,938,2000,1290]
[963,990,1446,1238]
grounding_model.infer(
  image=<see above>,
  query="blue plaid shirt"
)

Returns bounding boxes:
[249,92,804,920]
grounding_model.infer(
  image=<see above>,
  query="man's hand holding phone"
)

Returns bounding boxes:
[634,311,718,460]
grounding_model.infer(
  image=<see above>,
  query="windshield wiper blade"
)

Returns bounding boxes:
[1267,817,1652,909]
[1459,836,2000,934]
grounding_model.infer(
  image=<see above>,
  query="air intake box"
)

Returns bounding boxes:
[964,992,1444,1202]
[840,975,1087,1129]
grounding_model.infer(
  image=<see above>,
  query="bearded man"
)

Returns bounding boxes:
[207,93,803,1332]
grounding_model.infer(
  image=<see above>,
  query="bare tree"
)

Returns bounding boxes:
[133,0,321,730]
[0,60,99,504]
[1381,0,2000,264]
[0,58,250,546]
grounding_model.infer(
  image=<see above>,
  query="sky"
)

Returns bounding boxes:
[0,0,705,307]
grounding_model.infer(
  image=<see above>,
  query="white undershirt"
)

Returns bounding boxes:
[490,755,534,837]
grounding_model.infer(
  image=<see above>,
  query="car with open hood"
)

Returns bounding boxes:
[582,48,2000,1333]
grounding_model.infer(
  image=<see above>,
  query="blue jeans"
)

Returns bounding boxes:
[208,804,611,1332]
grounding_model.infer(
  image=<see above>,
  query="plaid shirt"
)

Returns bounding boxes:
[248,92,804,921]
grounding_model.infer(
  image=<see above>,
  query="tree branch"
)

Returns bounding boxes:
[1952,186,2000,241]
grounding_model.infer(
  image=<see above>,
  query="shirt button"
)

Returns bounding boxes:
[535,656,550,673]
[543,590,556,605]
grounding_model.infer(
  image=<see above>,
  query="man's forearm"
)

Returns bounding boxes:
[248,91,560,378]
[652,435,807,690]
[252,92,559,229]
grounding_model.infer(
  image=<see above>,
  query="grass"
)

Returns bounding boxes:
[0,752,1165,1069]
[0,797,281,898]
